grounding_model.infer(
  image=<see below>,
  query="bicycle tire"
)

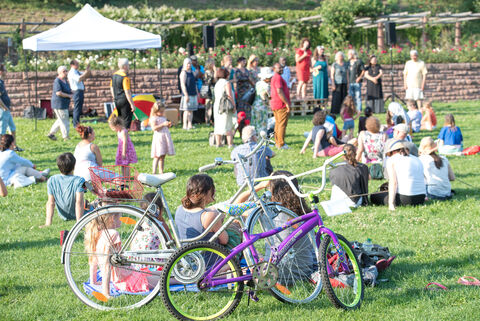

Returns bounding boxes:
[246,205,322,304]
[160,241,244,321]
[63,205,171,310]
[319,233,364,310]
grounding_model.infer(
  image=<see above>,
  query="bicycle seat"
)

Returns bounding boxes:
[138,172,176,187]
[216,202,257,217]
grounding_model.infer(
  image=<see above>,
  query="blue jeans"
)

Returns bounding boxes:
[348,83,362,111]
[0,109,16,134]
[72,90,84,128]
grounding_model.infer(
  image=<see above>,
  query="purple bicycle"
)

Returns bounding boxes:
[159,152,364,320]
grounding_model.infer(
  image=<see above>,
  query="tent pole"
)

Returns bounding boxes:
[24,50,31,107]
[158,47,163,98]
[133,50,136,92]
[35,51,38,131]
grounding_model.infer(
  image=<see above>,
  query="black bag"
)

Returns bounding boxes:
[218,91,235,114]
[23,106,46,119]
[240,87,256,105]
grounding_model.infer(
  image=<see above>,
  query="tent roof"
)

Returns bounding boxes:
[22,4,161,51]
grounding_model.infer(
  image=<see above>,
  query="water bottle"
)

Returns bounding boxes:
[363,238,373,252]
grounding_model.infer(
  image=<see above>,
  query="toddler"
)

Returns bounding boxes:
[149,102,175,174]
[109,116,137,177]
[407,100,422,133]
[340,96,360,140]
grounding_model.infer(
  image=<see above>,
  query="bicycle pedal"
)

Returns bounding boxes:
[248,290,259,302]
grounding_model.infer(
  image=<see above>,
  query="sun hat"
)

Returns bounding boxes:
[241,125,257,143]
[419,137,438,155]
[394,123,409,133]
[258,67,274,80]
[385,139,408,154]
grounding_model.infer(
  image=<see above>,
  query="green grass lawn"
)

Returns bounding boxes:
[1,100,479,320]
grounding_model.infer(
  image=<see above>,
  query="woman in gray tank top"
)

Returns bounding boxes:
[330,51,348,115]
[175,174,228,245]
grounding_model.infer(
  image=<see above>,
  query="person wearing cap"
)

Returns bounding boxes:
[311,46,329,101]
[251,67,274,132]
[385,123,418,157]
[110,58,135,129]
[230,126,275,186]
[47,66,72,141]
[403,50,427,108]
[419,137,455,200]
[370,139,425,210]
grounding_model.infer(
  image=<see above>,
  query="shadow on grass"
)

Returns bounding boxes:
[0,238,59,251]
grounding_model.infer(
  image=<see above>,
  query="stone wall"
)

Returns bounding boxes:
[5,63,480,117]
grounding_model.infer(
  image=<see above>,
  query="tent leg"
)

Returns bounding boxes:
[133,49,136,92]
[24,50,31,107]
[34,51,38,131]
[158,47,163,98]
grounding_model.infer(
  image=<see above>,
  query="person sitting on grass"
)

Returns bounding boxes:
[420,101,437,131]
[437,113,463,155]
[40,152,86,228]
[231,126,275,186]
[419,137,455,200]
[0,177,6,197]
[407,100,422,133]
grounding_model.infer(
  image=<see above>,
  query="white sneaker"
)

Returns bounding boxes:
[41,168,51,177]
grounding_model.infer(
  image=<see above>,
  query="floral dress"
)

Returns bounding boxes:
[130,220,162,269]
[362,131,385,163]
[115,129,138,165]
[251,80,270,132]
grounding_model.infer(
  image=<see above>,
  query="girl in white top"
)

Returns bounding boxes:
[418,137,455,199]
[385,140,425,211]
[73,125,102,181]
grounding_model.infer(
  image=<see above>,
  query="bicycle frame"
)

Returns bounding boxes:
[197,207,350,289]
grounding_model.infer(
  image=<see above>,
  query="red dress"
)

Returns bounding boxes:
[295,48,312,82]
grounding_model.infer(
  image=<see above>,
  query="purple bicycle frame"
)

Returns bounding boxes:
[201,208,350,289]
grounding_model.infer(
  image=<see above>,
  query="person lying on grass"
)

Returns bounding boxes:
[40,152,86,228]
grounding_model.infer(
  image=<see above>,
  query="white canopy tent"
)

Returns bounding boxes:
[22,4,163,129]
[22,4,162,51]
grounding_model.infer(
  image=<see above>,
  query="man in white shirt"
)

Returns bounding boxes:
[403,50,427,108]
[68,60,91,128]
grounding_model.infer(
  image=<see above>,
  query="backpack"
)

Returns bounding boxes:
[369,163,384,180]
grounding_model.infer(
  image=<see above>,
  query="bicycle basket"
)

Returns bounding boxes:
[89,165,144,200]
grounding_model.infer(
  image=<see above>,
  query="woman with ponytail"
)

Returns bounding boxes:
[73,125,102,181]
[329,144,369,206]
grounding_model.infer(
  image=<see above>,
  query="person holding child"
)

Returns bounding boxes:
[109,116,137,176]
[40,152,85,228]
[73,125,102,182]
[175,174,228,245]
[149,102,175,174]
[437,114,463,155]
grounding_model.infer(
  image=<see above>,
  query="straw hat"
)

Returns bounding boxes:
[394,123,409,133]
[241,126,257,143]
[385,139,408,154]
[419,137,438,155]
[258,67,274,80]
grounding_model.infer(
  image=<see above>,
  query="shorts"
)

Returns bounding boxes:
[0,109,16,134]
[405,88,424,101]
[180,95,198,111]
[343,119,354,130]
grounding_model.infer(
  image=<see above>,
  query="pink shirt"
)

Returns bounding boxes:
[270,73,290,111]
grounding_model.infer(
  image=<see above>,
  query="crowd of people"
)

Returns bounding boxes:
[0,37,467,239]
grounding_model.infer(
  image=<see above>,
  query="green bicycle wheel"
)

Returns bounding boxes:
[319,233,364,310]
[160,241,244,321]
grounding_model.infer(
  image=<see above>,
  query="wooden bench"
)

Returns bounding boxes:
[289,98,328,116]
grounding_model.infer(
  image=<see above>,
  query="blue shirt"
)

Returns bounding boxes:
[51,77,72,109]
[191,65,205,91]
[47,174,85,220]
[0,78,11,109]
[281,66,291,88]
[231,142,273,186]
[408,110,422,133]
[438,126,463,145]
[325,115,338,138]
[0,150,33,185]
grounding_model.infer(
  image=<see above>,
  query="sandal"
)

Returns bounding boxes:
[425,282,448,291]
[458,276,480,286]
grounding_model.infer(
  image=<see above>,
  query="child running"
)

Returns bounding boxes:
[149,102,175,174]
[109,116,137,177]
[340,96,360,140]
